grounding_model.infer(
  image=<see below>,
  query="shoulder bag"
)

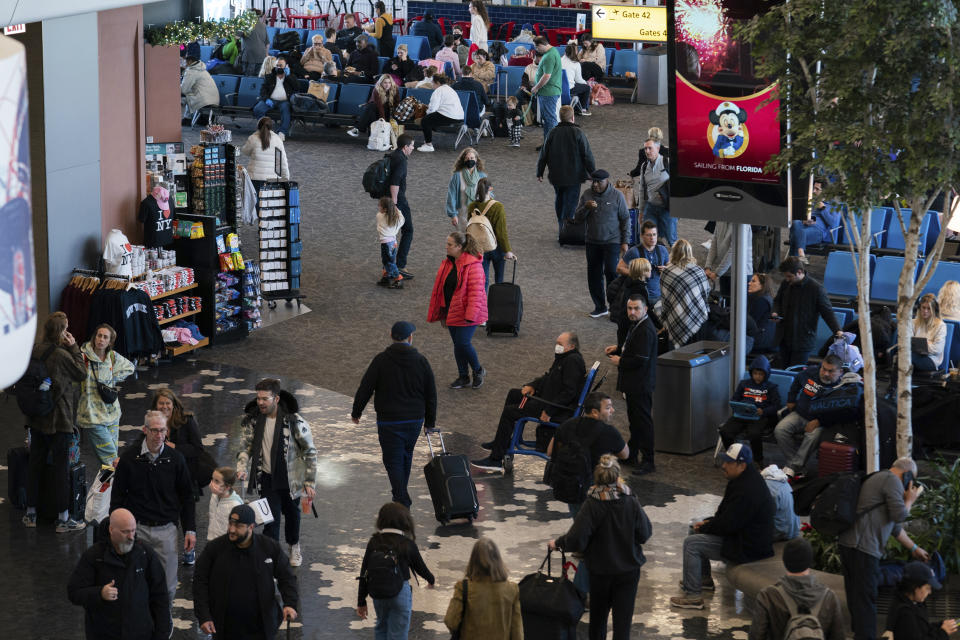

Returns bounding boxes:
[451,579,468,639]
[89,359,119,404]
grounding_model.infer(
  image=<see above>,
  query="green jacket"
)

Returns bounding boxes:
[466,199,511,253]
[444,579,522,640]
[27,341,86,435]
[77,342,135,426]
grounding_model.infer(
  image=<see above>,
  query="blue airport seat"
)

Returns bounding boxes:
[605,48,614,74]
[405,87,434,104]
[335,83,373,116]
[921,261,960,296]
[332,53,342,70]
[504,41,531,57]
[199,45,214,61]
[833,307,857,329]
[497,66,524,97]
[396,35,431,60]
[823,250,875,299]
[235,77,264,108]
[211,75,241,106]
[946,320,960,371]
[611,49,638,77]
[379,57,391,73]
[768,370,797,409]
[266,26,279,43]
[926,211,942,255]
[823,202,847,243]
[886,209,932,255]
[871,256,920,303]
[940,326,955,373]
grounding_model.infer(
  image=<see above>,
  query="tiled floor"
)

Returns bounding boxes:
[0,358,760,639]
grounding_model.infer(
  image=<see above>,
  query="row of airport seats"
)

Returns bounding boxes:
[802,205,945,258]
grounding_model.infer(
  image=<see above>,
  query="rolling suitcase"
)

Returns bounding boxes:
[558,218,586,246]
[69,463,87,522]
[818,441,858,477]
[423,429,479,525]
[487,260,523,336]
[7,446,28,509]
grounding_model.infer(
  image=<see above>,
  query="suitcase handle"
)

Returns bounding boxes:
[509,257,518,284]
[425,428,446,457]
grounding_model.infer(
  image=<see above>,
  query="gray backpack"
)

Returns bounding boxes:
[774,585,825,640]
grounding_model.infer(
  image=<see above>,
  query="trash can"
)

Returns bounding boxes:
[653,341,730,454]
[635,45,667,105]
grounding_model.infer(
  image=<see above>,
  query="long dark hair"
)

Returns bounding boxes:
[564,42,579,61]
[256,117,273,151]
[375,1,386,15]
[474,177,491,202]
[150,388,193,430]
[371,502,416,554]
[471,0,489,27]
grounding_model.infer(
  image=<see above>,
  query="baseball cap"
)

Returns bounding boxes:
[230,504,256,525]
[903,561,942,590]
[391,321,416,340]
[152,186,170,211]
[720,443,753,465]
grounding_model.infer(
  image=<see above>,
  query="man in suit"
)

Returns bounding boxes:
[605,294,658,475]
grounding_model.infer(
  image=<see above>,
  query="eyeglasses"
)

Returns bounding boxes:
[146,428,167,435]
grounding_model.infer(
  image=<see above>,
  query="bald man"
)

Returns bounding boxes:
[68,509,171,639]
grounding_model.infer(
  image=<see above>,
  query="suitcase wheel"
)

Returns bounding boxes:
[503,455,514,473]
[486,326,492,336]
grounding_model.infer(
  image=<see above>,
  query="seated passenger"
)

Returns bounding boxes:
[508,45,533,67]
[386,44,417,86]
[469,48,496,89]
[452,66,488,111]
[348,75,401,138]
[670,443,774,610]
[761,465,801,542]
[321,61,341,83]
[511,23,535,44]
[469,332,586,472]
[912,293,947,372]
[253,64,297,139]
[181,50,220,117]
[789,179,842,263]
[416,74,464,153]
[718,355,780,467]
[344,35,379,83]
[300,34,333,79]
[938,280,960,322]
[323,28,343,59]
[415,65,437,89]
[435,35,463,80]
[257,55,277,78]
[561,43,592,116]
[578,34,606,81]
[336,13,363,54]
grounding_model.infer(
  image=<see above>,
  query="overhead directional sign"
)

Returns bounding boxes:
[591,5,667,43]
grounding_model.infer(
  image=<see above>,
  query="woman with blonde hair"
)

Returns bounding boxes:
[444,538,522,639]
[549,455,651,640]
[660,238,711,348]
[257,54,278,77]
[348,74,401,138]
[446,147,487,227]
[938,280,960,322]
[913,293,948,372]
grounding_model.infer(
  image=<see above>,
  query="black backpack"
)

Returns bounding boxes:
[362,545,404,599]
[491,102,509,138]
[362,155,392,198]
[272,31,302,52]
[550,419,601,504]
[808,471,881,537]
[13,345,58,418]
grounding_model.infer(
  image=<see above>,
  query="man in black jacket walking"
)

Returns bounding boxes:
[536,105,596,236]
[772,256,842,366]
[111,411,196,606]
[194,504,299,640]
[605,295,658,474]
[670,443,775,610]
[352,321,437,507]
[472,331,586,472]
[68,508,171,640]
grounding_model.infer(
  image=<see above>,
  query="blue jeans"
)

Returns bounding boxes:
[252,99,291,136]
[372,580,413,640]
[82,423,119,467]
[774,411,821,472]
[538,93,560,141]
[376,420,423,507]
[585,242,620,313]
[554,184,580,228]
[448,325,480,377]
[681,533,725,595]
[396,199,413,270]
[789,220,828,255]
[643,202,676,247]
[380,241,399,279]
[483,248,505,288]
[567,502,590,595]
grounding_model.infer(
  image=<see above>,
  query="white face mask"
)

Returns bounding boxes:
[555,343,566,355]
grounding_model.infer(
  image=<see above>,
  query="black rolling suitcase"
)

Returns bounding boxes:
[7,446,28,509]
[487,260,523,336]
[558,218,586,246]
[423,429,478,525]
[38,461,86,521]
[69,463,87,522]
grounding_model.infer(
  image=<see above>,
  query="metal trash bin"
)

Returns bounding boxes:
[635,45,667,105]
[653,341,730,454]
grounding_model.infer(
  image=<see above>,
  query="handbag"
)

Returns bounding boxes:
[307,80,330,102]
[450,579,468,640]
[85,467,114,523]
[518,549,586,626]
[89,360,119,404]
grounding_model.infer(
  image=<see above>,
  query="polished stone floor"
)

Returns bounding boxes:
[0,357,765,640]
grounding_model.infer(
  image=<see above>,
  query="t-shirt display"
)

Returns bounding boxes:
[138,186,175,248]
[103,229,134,277]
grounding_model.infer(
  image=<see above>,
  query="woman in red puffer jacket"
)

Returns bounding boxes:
[428,232,488,390]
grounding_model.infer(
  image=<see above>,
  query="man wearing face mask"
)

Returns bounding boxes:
[253,59,297,140]
[352,321,437,507]
[194,504,300,640]
[574,168,630,319]
[472,332,586,472]
[68,508,171,640]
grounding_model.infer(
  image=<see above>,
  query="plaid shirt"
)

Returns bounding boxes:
[661,263,711,345]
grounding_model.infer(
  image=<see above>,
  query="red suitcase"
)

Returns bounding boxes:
[818,442,858,477]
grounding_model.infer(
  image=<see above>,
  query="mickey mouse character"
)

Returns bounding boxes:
[709,101,747,157]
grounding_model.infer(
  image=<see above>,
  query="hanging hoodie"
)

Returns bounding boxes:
[730,355,780,419]
[761,465,801,541]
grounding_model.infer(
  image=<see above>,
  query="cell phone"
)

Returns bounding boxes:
[902,470,915,490]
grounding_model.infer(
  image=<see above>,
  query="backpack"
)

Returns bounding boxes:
[392,96,421,123]
[368,119,392,151]
[290,93,326,113]
[272,31,302,52]
[808,471,880,537]
[465,200,498,253]
[362,544,405,599]
[589,79,614,106]
[550,419,601,504]
[490,102,509,137]
[773,585,826,640]
[14,345,58,418]
[362,154,392,198]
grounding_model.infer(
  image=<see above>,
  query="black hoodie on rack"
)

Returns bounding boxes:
[351,342,437,427]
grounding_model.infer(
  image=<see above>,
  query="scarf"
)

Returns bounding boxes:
[460,168,482,203]
[587,480,632,501]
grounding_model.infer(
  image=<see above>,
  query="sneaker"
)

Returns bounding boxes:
[670,594,705,609]
[799,255,810,265]
[398,269,415,280]
[183,549,196,566]
[377,276,390,286]
[22,513,36,528]
[481,441,495,450]
[510,142,520,148]
[472,367,486,389]
[580,109,592,116]
[417,143,435,152]
[678,579,715,592]
[471,456,504,472]
[450,376,471,389]
[387,278,404,289]
[346,127,359,137]
[783,466,795,478]
[55,518,87,533]
[589,309,610,318]
[289,543,302,567]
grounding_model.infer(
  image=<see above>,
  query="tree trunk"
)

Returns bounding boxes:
[847,208,879,472]
[895,204,925,458]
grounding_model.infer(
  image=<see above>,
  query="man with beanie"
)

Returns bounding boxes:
[671,443,775,609]
[574,169,630,318]
[749,538,845,640]
[352,321,437,507]
[194,505,300,640]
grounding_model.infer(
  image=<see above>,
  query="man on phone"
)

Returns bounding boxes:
[618,220,670,306]
[838,457,929,640]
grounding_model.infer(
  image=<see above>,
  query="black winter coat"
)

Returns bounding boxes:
[167,414,211,489]
[615,316,658,394]
[111,439,197,531]
[699,463,775,563]
[193,534,299,640]
[536,122,596,187]
[352,342,438,427]
[528,349,587,421]
[886,593,950,640]
[773,275,839,352]
[555,492,651,574]
[67,541,171,640]
[348,44,380,78]
[259,72,299,102]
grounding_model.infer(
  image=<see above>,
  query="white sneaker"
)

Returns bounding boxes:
[289,543,302,567]
[417,143,435,152]
[346,127,359,137]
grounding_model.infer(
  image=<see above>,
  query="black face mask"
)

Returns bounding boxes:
[463,159,477,169]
